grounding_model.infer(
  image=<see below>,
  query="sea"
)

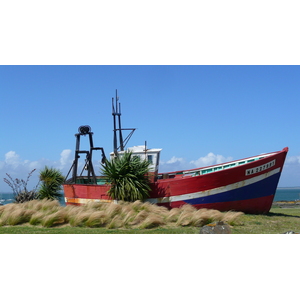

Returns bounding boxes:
[0,193,66,206]
[1,188,300,206]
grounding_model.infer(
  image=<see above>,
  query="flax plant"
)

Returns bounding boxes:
[38,166,64,200]
[101,151,151,202]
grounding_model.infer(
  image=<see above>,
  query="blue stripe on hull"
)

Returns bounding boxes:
[183,172,281,206]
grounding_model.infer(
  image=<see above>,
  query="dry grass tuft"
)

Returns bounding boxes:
[85,201,107,211]
[1,203,18,213]
[69,211,92,227]
[138,213,166,229]
[165,208,181,223]
[140,202,154,212]
[85,211,107,227]
[191,209,221,225]
[221,211,244,225]
[22,200,43,211]
[176,211,194,226]
[6,208,26,226]
[130,200,143,212]
[40,199,60,211]
[1,207,35,226]
[0,205,7,217]
[130,210,149,225]
[181,204,197,213]
[106,215,123,229]
[150,204,169,217]
[121,210,137,228]
[41,210,68,227]
[176,208,225,227]
[0,204,21,226]
[29,211,45,225]
[104,203,122,219]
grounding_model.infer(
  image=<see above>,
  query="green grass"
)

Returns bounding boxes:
[231,207,300,234]
[0,224,200,234]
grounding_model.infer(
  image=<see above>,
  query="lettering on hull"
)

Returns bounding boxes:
[245,159,276,176]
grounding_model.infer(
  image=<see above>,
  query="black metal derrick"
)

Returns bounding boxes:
[65,125,106,184]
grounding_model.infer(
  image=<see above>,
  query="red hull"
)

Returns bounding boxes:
[63,147,288,214]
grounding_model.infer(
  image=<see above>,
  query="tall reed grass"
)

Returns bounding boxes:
[0,200,244,229]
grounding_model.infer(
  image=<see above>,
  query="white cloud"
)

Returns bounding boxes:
[60,149,72,167]
[286,156,300,164]
[167,156,184,164]
[160,156,187,172]
[160,153,233,173]
[29,161,42,170]
[190,152,233,168]
[0,150,73,192]
[4,151,21,168]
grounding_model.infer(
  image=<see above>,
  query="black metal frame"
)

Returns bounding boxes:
[65,126,106,184]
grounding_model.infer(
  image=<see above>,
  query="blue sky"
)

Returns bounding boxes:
[1,65,300,191]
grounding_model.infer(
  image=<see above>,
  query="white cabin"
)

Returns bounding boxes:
[110,145,162,173]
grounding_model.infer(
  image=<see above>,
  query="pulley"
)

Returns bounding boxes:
[78,125,91,135]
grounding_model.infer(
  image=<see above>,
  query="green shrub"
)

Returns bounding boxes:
[38,166,64,200]
[101,152,151,201]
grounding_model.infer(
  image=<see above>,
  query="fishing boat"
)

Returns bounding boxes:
[63,91,288,214]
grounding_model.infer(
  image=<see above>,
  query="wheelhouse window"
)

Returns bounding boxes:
[147,155,153,164]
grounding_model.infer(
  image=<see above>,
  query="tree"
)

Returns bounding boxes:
[38,166,65,200]
[101,151,152,202]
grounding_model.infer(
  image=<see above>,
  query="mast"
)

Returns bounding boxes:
[112,89,124,155]
[116,90,124,151]
[111,90,136,156]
